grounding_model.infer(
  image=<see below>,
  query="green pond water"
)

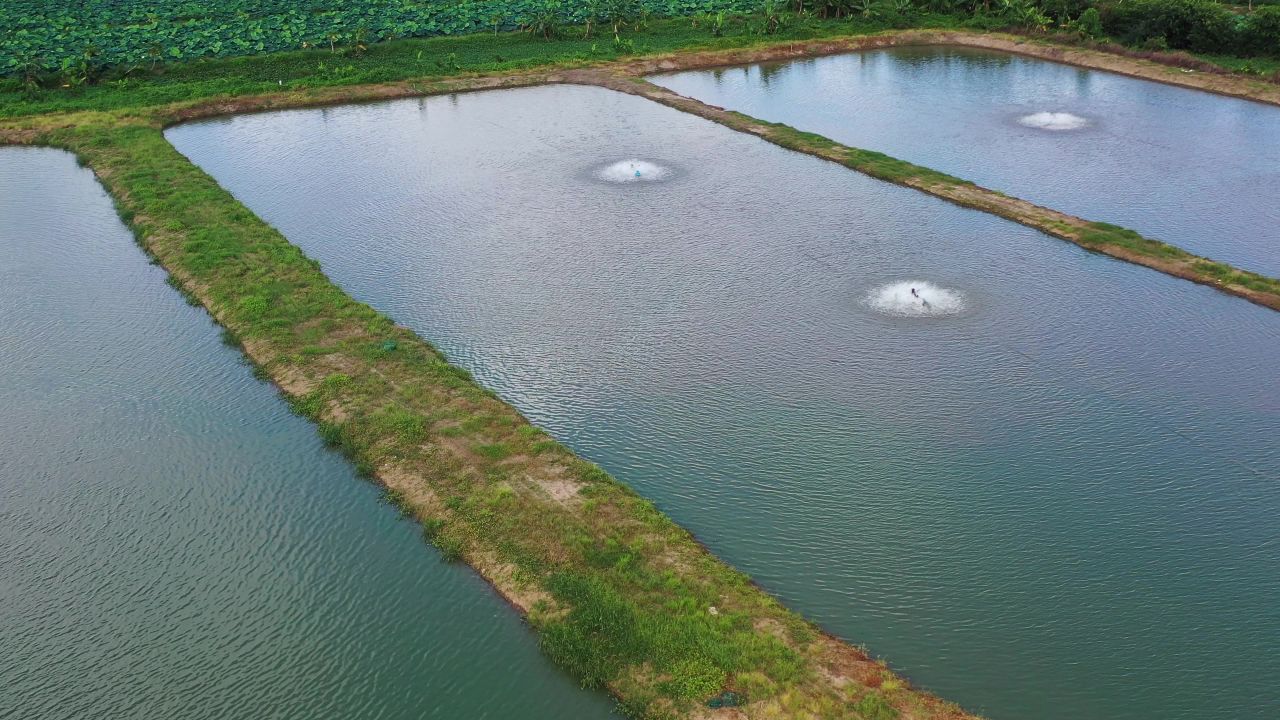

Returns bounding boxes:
[166,84,1280,720]
[0,147,616,719]
[654,47,1280,277]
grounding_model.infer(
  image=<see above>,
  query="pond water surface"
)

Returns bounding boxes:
[653,47,1280,277]
[0,147,615,720]
[166,85,1280,720]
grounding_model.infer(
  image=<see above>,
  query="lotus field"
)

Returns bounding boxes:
[0,0,764,74]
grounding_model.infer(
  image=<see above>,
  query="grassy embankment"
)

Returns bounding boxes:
[738,119,1280,308]
[591,63,1280,309]
[0,18,990,720]
[11,117,972,720]
[3,14,1279,720]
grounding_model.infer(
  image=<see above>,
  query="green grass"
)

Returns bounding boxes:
[1192,259,1280,293]
[739,116,974,186]
[1194,52,1280,76]
[0,14,967,118]
[855,692,900,720]
[844,147,972,186]
[474,441,514,460]
[1078,221,1192,258]
[1077,223,1280,296]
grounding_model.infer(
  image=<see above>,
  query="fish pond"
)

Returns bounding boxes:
[653,46,1280,277]
[0,147,615,720]
[166,84,1280,720]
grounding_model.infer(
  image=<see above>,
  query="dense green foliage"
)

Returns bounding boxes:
[1,0,764,74]
[1096,0,1280,55]
[0,14,986,117]
[2,0,1276,85]
[1240,6,1280,53]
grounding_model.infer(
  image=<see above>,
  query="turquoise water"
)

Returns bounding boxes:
[0,147,615,719]
[653,47,1280,277]
[167,84,1280,720]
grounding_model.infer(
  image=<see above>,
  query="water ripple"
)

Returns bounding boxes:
[164,84,1280,720]
[0,148,614,720]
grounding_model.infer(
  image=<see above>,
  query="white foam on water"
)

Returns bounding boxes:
[596,159,670,183]
[1017,111,1090,131]
[867,281,965,318]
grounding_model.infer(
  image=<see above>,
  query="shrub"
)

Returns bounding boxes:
[757,0,789,34]
[1098,0,1240,54]
[523,0,563,39]
[998,0,1052,31]
[1141,33,1170,50]
[1075,7,1103,38]
[1241,6,1280,57]
[798,0,857,19]
[1037,0,1091,25]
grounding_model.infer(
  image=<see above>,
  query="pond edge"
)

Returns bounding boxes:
[4,28,1278,720]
